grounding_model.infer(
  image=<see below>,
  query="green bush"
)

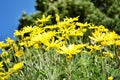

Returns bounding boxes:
[18,0,120,34]
[2,15,119,80]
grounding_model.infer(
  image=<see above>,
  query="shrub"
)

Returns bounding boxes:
[1,15,120,79]
[18,0,120,34]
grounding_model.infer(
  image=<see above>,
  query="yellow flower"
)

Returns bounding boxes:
[57,44,81,55]
[115,40,120,46]
[103,51,114,58]
[14,30,24,39]
[87,45,101,52]
[12,62,24,71]
[0,61,3,68]
[31,31,56,47]
[0,42,9,49]
[69,29,84,36]
[55,14,60,22]
[76,22,89,27]
[108,76,113,80]
[22,26,33,33]
[89,25,108,32]
[101,41,108,46]
[45,38,64,50]
[34,43,40,49]
[13,43,18,52]
[19,41,27,47]
[101,40,115,46]
[107,52,114,59]
[36,15,51,24]
[89,28,119,45]
[44,25,58,29]
[0,74,10,80]
[6,37,14,44]
[1,50,8,57]
[89,31,105,42]
[14,30,21,36]
[66,54,72,60]
[15,50,23,58]
[64,16,79,22]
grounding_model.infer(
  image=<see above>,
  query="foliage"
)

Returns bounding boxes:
[1,15,120,80]
[0,38,24,80]
[18,0,120,34]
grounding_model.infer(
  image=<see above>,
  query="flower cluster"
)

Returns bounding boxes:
[14,14,120,59]
[0,38,23,80]
[0,14,120,79]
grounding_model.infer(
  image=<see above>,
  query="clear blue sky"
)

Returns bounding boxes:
[0,0,36,41]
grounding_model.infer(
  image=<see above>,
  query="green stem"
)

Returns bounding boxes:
[101,58,105,80]
[113,44,120,64]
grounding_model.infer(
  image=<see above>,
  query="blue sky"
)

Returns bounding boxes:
[0,0,36,41]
